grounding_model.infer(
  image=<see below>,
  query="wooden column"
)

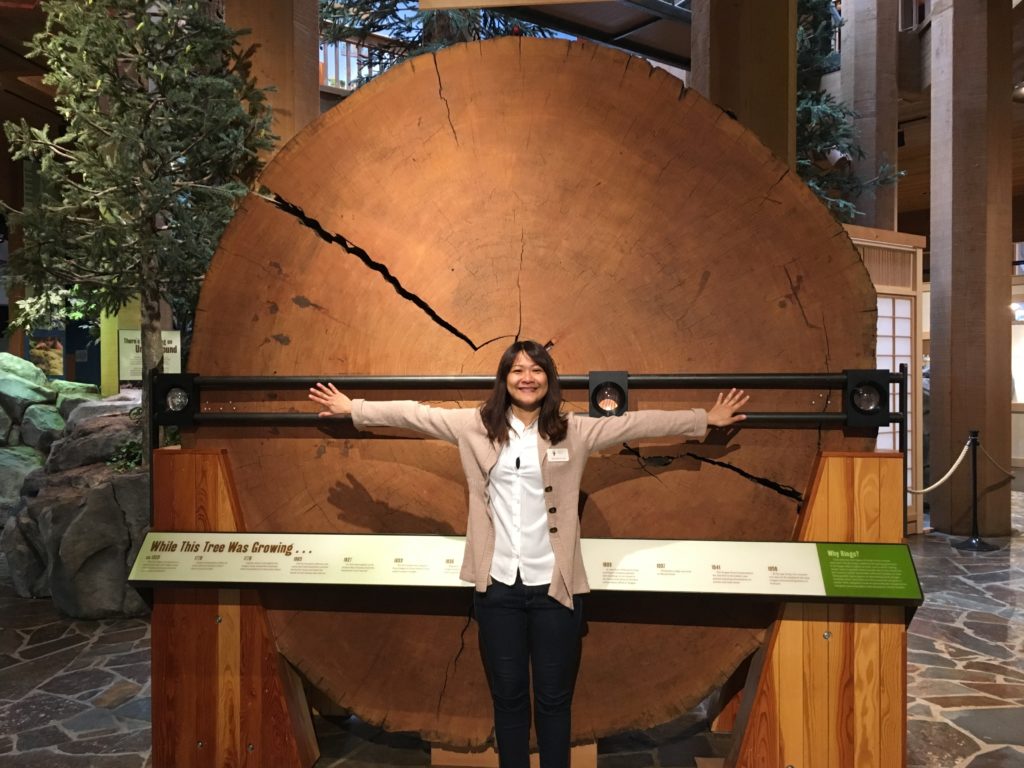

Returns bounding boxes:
[223,0,319,147]
[928,0,1013,535]
[840,0,899,230]
[150,449,319,768]
[690,0,797,168]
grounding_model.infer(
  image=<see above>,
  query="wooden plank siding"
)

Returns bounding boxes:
[731,453,908,768]
[150,449,318,768]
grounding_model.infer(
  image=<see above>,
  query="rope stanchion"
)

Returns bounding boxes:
[905,430,1005,553]
[952,431,999,553]
[907,439,971,495]
[978,442,1016,479]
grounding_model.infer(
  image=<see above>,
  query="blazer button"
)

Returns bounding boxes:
[549,526,558,533]
[548,507,557,514]
[544,485,553,493]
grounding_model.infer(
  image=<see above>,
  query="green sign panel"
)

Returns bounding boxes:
[815,543,922,602]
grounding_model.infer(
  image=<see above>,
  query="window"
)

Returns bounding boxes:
[875,295,914,504]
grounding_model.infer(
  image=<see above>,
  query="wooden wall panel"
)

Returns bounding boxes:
[879,458,905,543]
[853,458,881,542]
[731,454,909,768]
[150,450,318,768]
[774,604,805,766]
[879,606,908,766]
[828,604,856,767]
[802,603,830,762]
[853,606,881,767]
[826,457,856,542]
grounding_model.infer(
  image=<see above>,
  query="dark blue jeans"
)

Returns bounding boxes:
[474,574,584,768]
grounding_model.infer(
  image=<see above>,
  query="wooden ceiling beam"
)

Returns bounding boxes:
[0,72,55,113]
[0,87,58,126]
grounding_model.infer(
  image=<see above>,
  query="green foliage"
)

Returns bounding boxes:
[319,0,554,83]
[3,0,275,336]
[795,0,900,222]
[107,438,143,472]
[797,0,842,90]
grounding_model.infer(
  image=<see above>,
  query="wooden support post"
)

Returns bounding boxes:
[728,453,909,767]
[150,449,319,768]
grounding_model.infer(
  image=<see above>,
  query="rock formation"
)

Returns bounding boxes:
[0,353,149,618]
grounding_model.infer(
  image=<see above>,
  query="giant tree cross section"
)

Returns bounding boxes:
[186,37,876,746]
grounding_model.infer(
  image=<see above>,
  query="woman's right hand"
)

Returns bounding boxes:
[308,382,353,417]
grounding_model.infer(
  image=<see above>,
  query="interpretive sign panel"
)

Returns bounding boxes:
[130,533,922,603]
[117,330,181,380]
[131,532,465,587]
[815,542,921,600]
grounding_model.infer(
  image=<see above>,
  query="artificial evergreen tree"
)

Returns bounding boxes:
[796,0,898,222]
[4,0,274,457]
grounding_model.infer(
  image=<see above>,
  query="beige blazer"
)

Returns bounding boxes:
[351,399,708,608]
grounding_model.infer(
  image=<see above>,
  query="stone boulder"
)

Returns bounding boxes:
[0,446,45,518]
[50,380,99,396]
[0,361,149,619]
[46,414,139,473]
[51,380,103,421]
[56,391,102,420]
[0,352,48,386]
[21,404,65,455]
[51,478,149,617]
[65,390,141,431]
[0,408,12,446]
[1,463,148,617]
[0,376,57,422]
[0,444,148,618]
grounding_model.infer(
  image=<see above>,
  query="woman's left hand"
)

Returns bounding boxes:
[707,388,750,427]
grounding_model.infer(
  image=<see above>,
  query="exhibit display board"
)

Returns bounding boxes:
[130,532,922,604]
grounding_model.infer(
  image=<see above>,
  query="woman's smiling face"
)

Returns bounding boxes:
[506,351,548,412]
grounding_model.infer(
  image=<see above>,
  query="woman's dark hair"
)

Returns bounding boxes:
[480,340,567,445]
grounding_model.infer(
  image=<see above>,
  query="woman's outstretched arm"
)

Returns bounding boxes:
[578,388,749,452]
[308,382,472,444]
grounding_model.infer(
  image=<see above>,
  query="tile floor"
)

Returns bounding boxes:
[0,498,1021,767]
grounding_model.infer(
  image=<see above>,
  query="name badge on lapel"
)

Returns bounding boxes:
[546,448,570,462]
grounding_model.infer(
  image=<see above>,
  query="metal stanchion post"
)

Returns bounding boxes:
[952,430,998,552]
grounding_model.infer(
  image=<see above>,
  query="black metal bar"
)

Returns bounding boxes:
[742,413,847,425]
[899,363,909,537]
[194,373,850,390]
[971,432,979,538]
[190,411,860,427]
[194,413,336,426]
[167,370,906,433]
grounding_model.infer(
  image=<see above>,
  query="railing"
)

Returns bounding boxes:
[319,36,394,90]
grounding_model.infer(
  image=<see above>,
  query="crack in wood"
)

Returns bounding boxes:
[271,194,511,351]
[436,607,474,719]
[620,443,803,502]
[432,53,459,146]
[783,263,821,330]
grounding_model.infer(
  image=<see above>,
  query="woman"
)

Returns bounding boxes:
[308,340,748,768]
